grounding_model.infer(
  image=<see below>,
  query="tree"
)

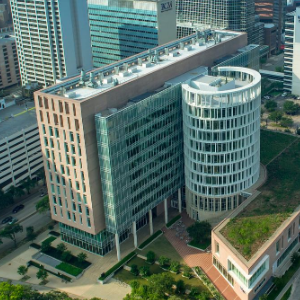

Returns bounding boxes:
[17,265,28,276]
[265,100,277,112]
[35,168,46,185]
[26,226,36,241]
[187,221,212,244]
[198,292,211,300]
[36,196,50,214]
[170,261,180,273]
[0,281,34,300]
[62,250,72,262]
[158,256,170,267]
[36,267,48,282]
[268,110,283,124]
[148,273,174,298]
[146,251,155,264]
[21,177,36,195]
[182,265,191,278]
[280,117,293,128]
[77,252,87,264]
[57,242,67,253]
[41,239,52,252]
[176,280,185,294]
[130,264,139,276]
[0,189,13,210]
[0,223,23,248]
[7,185,24,199]
[283,100,300,115]
[139,265,150,277]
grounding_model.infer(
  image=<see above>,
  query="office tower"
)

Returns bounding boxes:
[10,0,93,87]
[35,30,261,260]
[284,6,300,95]
[88,0,177,67]
[176,0,257,45]
[0,34,20,89]
[182,69,261,221]
[255,0,287,50]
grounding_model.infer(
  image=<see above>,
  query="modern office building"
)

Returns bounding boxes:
[255,0,287,50]
[88,0,177,67]
[35,30,261,260]
[0,34,20,89]
[284,6,300,95]
[10,0,93,87]
[176,0,258,45]
[183,68,261,221]
[0,102,43,191]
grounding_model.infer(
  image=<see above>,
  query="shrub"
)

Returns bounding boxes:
[183,265,191,278]
[158,256,170,267]
[130,264,139,276]
[62,250,72,262]
[77,252,87,264]
[170,261,180,273]
[57,243,67,253]
[146,251,155,264]
[139,265,150,277]
[41,239,52,252]
[48,225,54,230]
[26,226,36,241]
[49,231,60,237]
[166,215,181,228]
[30,243,41,250]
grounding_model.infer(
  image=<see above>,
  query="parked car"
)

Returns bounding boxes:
[297,97,300,100]
[282,92,287,97]
[8,218,18,225]
[1,216,13,224]
[264,96,270,100]
[40,192,45,197]
[12,204,25,214]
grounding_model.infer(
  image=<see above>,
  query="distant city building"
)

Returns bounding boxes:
[264,23,278,55]
[255,0,287,50]
[87,0,177,67]
[10,0,93,87]
[35,30,261,260]
[284,6,300,95]
[0,102,43,191]
[176,0,258,45]
[0,0,12,29]
[0,34,20,89]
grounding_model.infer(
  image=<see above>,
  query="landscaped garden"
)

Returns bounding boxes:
[114,251,213,300]
[222,130,300,259]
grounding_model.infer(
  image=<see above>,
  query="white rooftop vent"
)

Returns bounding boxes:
[129,67,138,73]
[142,63,151,68]
[65,92,76,98]
[169,52,179,57]
[184,46,192,51]
[103,77,112,84]
[119,71,129,78]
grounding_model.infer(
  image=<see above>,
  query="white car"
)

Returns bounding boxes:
[282,92,287,97]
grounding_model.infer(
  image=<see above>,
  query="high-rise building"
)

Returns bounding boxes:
[10,0,93,87]
[88,0,177,67]
[255,0,287,50]
[176,0,257,45]
[35,30,261,260]
[284,6,300,95]
[0,34,20,89]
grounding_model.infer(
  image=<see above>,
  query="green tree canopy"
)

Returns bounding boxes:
[280,117,294,128]
[268,110,283,124]
[36,196,50,214]
[265,100,278,112]
[187,221,212,244]
[283,100,300,115]
[17,265,28,276]
[0,223,23,248]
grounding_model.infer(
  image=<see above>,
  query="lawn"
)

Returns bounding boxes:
[138,235,183,264]
[222,134,300,259]
[56,262,83,277]
[260,130,296,165]
[127,257,164,275]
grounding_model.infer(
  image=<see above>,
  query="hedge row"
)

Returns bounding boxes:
[166,215,181,228]
[28,260,72,282]
[56,262,83,277]
[99,251,136,280]
[29,243,41,250]
[49,231,60,237]
[138,230,162,249]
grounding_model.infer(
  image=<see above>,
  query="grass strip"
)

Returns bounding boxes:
[56,262,83,277]
[166,215,181,228]
[281,286,292,300]
[99,251,136,280]
[138,230,162,249]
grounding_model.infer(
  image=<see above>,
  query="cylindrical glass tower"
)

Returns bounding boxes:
[182,67,261,221]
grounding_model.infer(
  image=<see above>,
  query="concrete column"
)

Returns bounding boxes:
[149,209,153,235]
[115,233,121,261]
[133,221,137,248]
[164,198,168,224]
[178,188,182,213]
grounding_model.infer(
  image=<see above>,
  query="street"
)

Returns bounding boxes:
[0,191,52,253]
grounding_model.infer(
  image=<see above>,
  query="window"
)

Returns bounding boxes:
[215,241,220,255]
[288,227,291,241]
[87,218,91,227]
[276,240,280,254]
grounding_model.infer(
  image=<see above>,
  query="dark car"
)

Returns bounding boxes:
[1,216,13,224]
[12,204,25,214]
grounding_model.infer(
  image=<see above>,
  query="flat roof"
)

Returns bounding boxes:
[40,30,242,101]
[0,102,37,141]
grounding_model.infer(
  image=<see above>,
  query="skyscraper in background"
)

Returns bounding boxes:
[176,0,258,45]
[10,0,93,87]
[88,0,177,67]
